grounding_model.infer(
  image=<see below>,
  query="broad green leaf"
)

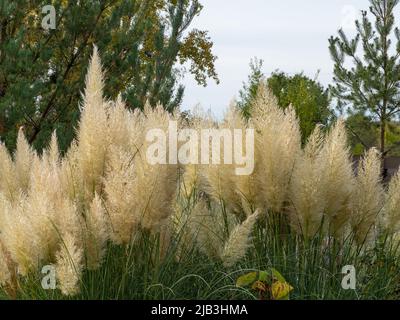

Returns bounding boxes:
[236,272,258,287]
[258,270,269,282]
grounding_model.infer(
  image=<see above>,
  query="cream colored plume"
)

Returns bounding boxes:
[189,199,226,259]
[0,142,17,203]
[134,104,178,231]
[351,148,384,244]
[289,126,325,238]
[76,46,109,202]
[0,245,11,286]
[201,103,257,216]
[104,146,137,244]
[221,209,260,267]
[56,232,83,296]
[14,128,36,195]
[251,84,301,212]
[383,169,400,234]
[319,119,354,237]
[85,193,109,270]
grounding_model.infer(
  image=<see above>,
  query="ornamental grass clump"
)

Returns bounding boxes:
[0,46,399,300]
[288,126,326,238]
[383,169,400,236]
[0,47,180,296]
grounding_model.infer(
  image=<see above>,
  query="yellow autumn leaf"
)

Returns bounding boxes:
[271,281,293,300]
[251,280,267,293]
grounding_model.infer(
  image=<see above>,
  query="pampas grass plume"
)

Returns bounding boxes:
[221,209,260,267]
[56,232,83,296]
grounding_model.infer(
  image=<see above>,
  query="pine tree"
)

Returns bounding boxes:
[329,0,400,161]
[0,0,218,151]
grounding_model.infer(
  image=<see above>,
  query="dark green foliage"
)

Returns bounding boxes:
[267,71,331,143]
[329,0,400,157]
[346,112,379,155]
[237,58,264,119]
[346,112,400,156]
[0,0,218,151]
[237,59,331,142]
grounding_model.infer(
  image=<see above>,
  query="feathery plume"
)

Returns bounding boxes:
[181,163,200,198]
[55,232,83,296]
[0,142,17,203]
[289,126,325,238]
[221,210,260,267]
[14,128,35,194]
[0,246,11,287]
[56,198,83,246]
[351,148,384,244]
[0,197,41,276]
[383,169,400,234]
[44,131,61,167]
[188,199,225,259]
[227,106,258,214]
[83,45,104,111]
[76,46,109,201]
[107,94,131,149]
[135,104,178,230]
[320,119,354,237]
[252,84,301,212]
[59,141,81,202]
[202,103,253,215]
[104,147,137,244]
[85,193,108,270]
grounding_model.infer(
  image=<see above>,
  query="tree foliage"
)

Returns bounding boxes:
[346,112,400,156]
[329,0,400,158]
[346,112,378,155]
[0,0,218,151]
[267,72,331,142]
[237,58,264,119]
[237,60,331,142]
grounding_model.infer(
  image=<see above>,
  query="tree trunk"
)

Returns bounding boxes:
[380,117,387,179]
[380,118,385,156]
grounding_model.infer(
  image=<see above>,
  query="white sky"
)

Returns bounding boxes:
[181,0,369,118]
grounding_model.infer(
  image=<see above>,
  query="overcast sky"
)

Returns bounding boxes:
[180,0,369,118]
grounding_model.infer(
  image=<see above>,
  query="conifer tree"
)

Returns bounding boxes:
[329,0,400,160]
[0,0,218,151]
